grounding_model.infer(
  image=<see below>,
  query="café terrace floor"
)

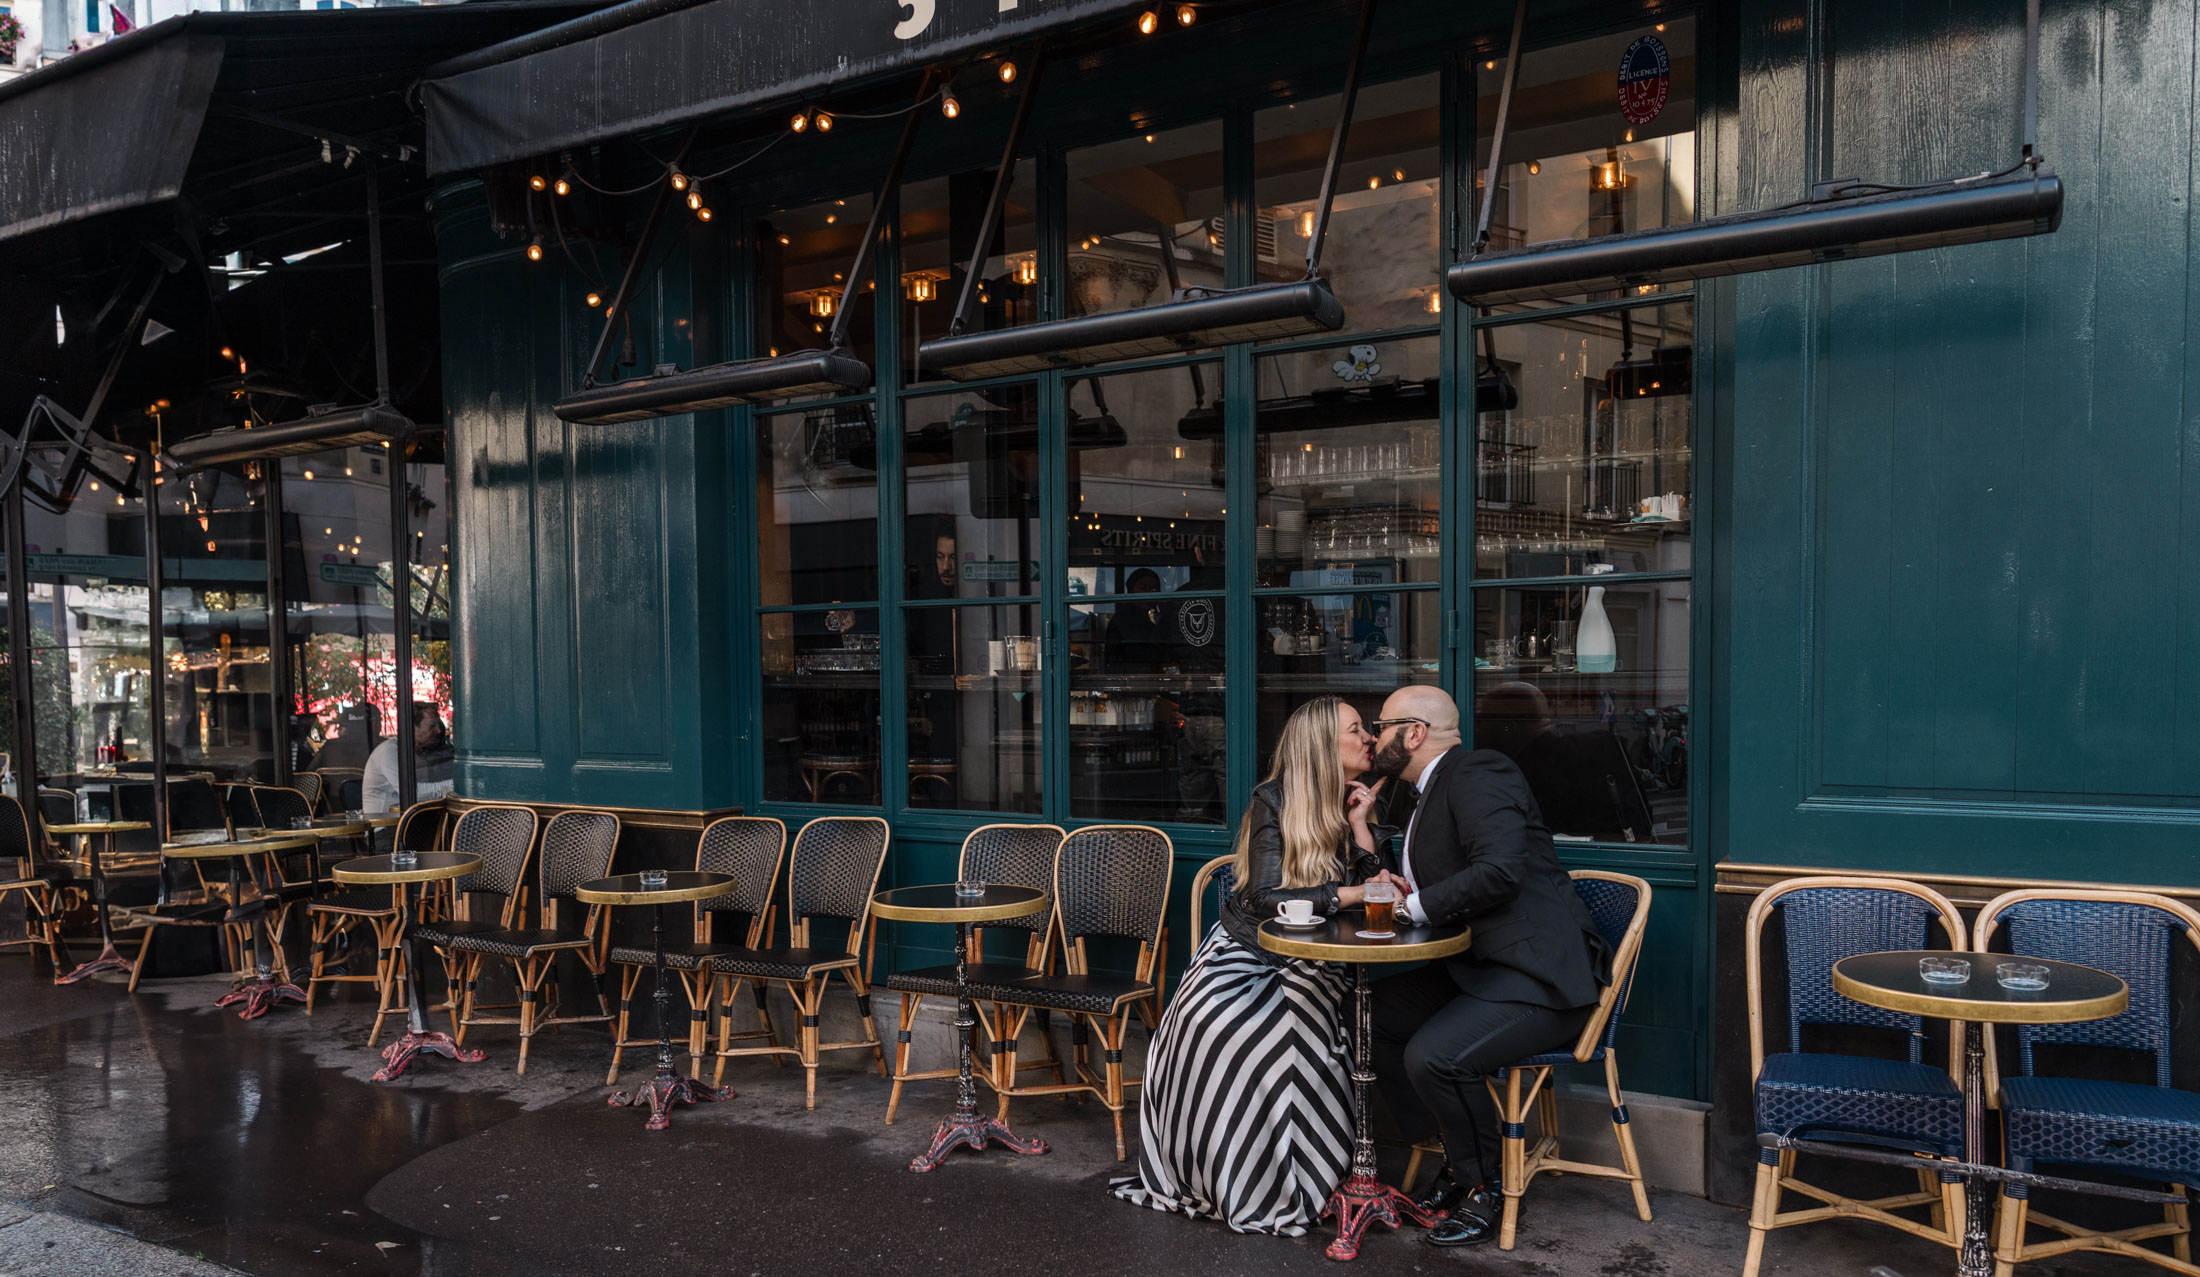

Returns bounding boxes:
[0,956,2156,1277]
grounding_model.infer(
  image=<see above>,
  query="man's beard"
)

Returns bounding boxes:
[1371,734,1413,779]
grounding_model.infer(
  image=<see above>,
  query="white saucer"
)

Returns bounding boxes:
[1272,914,1324,930]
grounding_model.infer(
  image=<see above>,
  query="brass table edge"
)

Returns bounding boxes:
[1256,922,1473,964]
[446,797,743,831]
[870,890,1047,925]
[47,822,154,833]
[162,835,321,857]
[574,879,737,906]
[333,855,482,885]
[1831,960,2130,1024]
[1715,861,2200,905]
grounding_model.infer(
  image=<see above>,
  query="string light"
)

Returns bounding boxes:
[586,292,603,307]
[219,346,234,360]
[1137,8,1159,33]
[529,174,546,191]
[696,207,713,222]
[1175,3,1194,24]
[814,111,834,132]
[670,167,689,191]
[940,93,960,119]
[303,469,315,480]
[791,110,810,132]
[1368,176,1380,189]
[997,61,1017,83]
[1528,159,1541,175]
[553,177,570,197]
[527,237,544,261]
[686,190,703,210]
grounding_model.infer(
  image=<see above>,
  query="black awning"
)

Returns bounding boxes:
[422,0,1144,175]
[0,31,224,245]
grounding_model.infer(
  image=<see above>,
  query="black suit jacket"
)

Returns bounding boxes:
[1397,749,1611,1011]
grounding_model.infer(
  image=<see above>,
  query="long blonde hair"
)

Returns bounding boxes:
[1229,696,1351,890]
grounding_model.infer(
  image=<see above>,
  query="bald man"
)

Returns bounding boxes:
[1364,685,1611,1247]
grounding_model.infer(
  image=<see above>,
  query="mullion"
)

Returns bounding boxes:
[1255,321,1442,360]
[1466,570,1691,592]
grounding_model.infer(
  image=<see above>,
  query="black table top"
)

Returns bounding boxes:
[1833,950,2129,1024]
[574,871,737,905]
[1256,912,1472,964]
[870,883,1047,923]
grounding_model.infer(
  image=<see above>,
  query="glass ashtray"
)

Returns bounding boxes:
[638,869,669,888]
[1997,962,2050,991]
[954,881,986,898]
[1919,956,1971,984]
[391,851,419,869]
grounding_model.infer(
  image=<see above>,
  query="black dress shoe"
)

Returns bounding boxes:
[1426,1186,1501,1247]
[1414,1161,1467,1217]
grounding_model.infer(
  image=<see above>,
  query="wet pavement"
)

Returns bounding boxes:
[0,953,2159,1276]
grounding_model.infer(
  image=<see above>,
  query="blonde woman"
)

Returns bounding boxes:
[1111,696,1393,1235]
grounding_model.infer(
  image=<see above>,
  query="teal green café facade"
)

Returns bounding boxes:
[424,0,2200,1196]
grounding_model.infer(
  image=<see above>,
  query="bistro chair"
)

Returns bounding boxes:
[304,800,448,1041]
[1402,871,1657,1249]
[1741,876,1971,1277]
[705,815,891,1109]
[606,816,789,1084]
[981,824,1173,1160]
[1975,889,2200,1276]
[0,794,68,969]
[1185,853,1236,949]
[411,804,541,1041]
[881,823,1066,1125]
[453,810,620,1075]
[316,768,365,811]
[291,771,325,815]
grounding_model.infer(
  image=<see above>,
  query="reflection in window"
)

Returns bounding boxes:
[1068,592,1225,825]
[1253,336,1442,587]
[761,607,881,806]
[158,466,270,780]
[902,388,1041,599]
[1471,581,1687,845]
[757,405,880,607]
[900,169,1038,377]
[1255,589,1440,773]
[756,194,877,370]
[19,491,154,780]
[905,602,1042,812]
[1255,74,1442,335]
[1068,362,1225,589]
[1065,121,1225,321]
[1473,303,1692,578]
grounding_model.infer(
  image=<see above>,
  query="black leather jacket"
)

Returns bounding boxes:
[1217,779,1392,964]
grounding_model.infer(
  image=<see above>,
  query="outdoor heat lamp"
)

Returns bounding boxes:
[921,278,1346,380]
[1448,168,2064,307]
[165,402,420,469]
[552,351,873,424]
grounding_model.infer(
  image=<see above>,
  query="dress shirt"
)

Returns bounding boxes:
[1399,746,1453,925]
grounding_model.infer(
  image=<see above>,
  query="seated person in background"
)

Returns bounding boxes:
[361,703,456,813]
[310,706,377,772]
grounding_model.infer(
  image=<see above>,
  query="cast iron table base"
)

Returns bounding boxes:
[377,874,486,1080]
[1322,963,1438,1259]
[909,919,1049,1172]
[215,852,305,1020]
[54,831,132,984]
[608,900,732,1129]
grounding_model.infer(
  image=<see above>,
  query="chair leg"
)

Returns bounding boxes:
[886,994,920,1125]
[2172,1183,2192,1265]
[609,965,644,1085]
[514,959,543,1076]
[1606,1054,1653,1222]
[754,981,786,1067]
[368,920,404,1048]
[1993,1186,2027,1277]
[1098,1012,1128,1161]
[1742,1153,1779,1277]
[1405,1143,1427,1190]
[1498,1069,1527,1251]
[843,966,887,1077]
[682,970,712,1079]
[800,978,822,1110]
[126,926,155,993]
[305,916,331,1011]
[1940,1166,1967,1250]
[995,1008,1026,1125]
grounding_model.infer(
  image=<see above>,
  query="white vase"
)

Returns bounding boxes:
[1576,572,1617,674]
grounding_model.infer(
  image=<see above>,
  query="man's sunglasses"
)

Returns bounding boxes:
[1367,717,1429,732]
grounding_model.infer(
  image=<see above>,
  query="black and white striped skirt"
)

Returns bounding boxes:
[1109,925,1354,1236]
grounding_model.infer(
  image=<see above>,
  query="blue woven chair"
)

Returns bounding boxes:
[1742,876,1971,1277]
[1185,853,1236,952]
[1975,889,2200,1276]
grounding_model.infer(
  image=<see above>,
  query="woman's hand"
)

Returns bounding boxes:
[1337,884,1365,908]
[1345,777,1386,828]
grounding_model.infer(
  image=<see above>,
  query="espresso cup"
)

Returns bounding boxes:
[1279,899,1315,925]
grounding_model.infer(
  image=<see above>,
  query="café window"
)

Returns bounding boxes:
[1064,121,1225,321]
[900,169,1039,380]
[756,193,878,375]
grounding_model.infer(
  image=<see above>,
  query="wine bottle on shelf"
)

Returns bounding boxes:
[1576,563,1617,674]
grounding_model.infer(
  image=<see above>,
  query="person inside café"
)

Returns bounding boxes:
[361,702,456,814]
[906,518,960,805]
[310,705,377,771]
[1364,684,1612,1247]
[1112,696,1389,1234]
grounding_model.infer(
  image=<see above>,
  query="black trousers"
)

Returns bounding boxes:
[1371,962,1594,1188]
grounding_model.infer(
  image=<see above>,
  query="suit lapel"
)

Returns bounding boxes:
[1404,749,1456,878]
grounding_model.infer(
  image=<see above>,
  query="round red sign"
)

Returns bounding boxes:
[1618,34,1670,127]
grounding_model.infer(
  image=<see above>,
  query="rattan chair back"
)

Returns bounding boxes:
[252,785,314,831]
[1564,870,1654,1062]
[785,815,890,952]
[448,805,540,922]
[167,779,228,833]
[393,799,447,854]
[1976,889,2200,1092]
[292,771,325,813]
[959,823,1065,937]
[0,793,30,870]
[1187,854,1237,946]
[537,810,621,904]
[1053,825,1173,974]
[696,816,787,919]
[37,788,73,829]
[1743,875,1967,1082]
[220,784,258,832]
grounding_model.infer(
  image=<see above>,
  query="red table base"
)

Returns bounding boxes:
[215,978,307,1020]
[375,1030,487,1081]
[609,1074,734,1131]
[910,1110,1050,1173]
[54,947,131,985]
[1320,1174,1440,1261]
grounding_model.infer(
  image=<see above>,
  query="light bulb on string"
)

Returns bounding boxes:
[553,177,570,196]
[1175,4,1195,24]
[696,207,713,222]
[791,110,810,132]
[997,60,1017,83]
[941,93,960,119]
[529,174,546,191]
[686,190,702,210]
[1137,9,1158,33]
[670,167,689,191]
[527,237,544,261]
[814,111,834,132]
[586,292,603,307]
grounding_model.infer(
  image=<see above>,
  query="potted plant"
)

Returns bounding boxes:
[0,13,24,66]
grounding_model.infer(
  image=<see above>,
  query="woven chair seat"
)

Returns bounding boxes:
[412,918,512,948]
[1501,1046,1604,1073]
[2001,1075,2200,1183]
[457,926,595,959]
[699,945,857,980]
[884,962,1046,998]
[1755,1052,1965,1156]
[307,889,396,918]
[969,971,1154,1015]
[10,864,71,888]
[607,941,745,971]
[121,899,230,926]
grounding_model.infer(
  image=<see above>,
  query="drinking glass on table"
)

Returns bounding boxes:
[1359,879,1397,940]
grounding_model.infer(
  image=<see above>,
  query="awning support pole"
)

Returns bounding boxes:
[1471,0,1531,256]
[944,48,1044,341]
[579,127,699,390]
[827,67,941,352]
[142,455,168,843]
[369,161,416,810]
[1303,0,1380,276]
[265,465,292,788]
[5,481,38,847]
[2021,0,2041,165]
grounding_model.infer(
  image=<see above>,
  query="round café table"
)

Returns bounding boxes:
[48,821,153,985]
[576,872,738,1130]
[334,852,487,1080]
[164,833,319,1019]
[1834,950,2128,1277]
[871,884,1052,1172]
[1258,912,1474,1261]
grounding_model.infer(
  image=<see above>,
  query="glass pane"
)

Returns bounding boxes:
[1474,302,1692,578]
[902,387,1041,599]
[1254,589,1441,774]
[757,404,879,607]
[900,169,1039,379]
[760,607,881,806]
[160,465,273,782]
[1255,336,1442,587]
[1471,581,1688,845]
[1477,20,1696,301]
[1068,594,1226,825]
[756,193,877,372]
[904,602,1043,812]
[1065,121,1226,321]
[1066,362,1227,593]
[21,490,154,783]
[283,450,406,792]
[1255,74,1442,335]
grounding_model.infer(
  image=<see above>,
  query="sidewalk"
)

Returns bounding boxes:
[0,957,2148,1276]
